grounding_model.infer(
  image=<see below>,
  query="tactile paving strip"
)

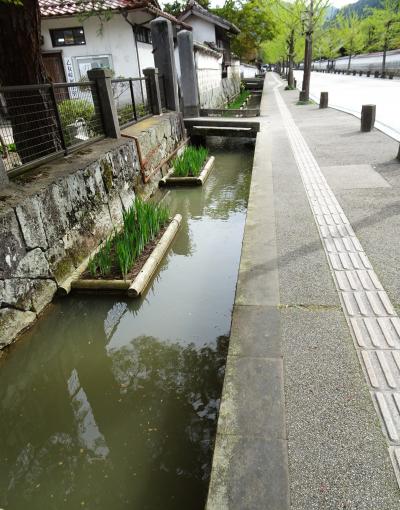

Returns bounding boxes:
[273,78,400,484]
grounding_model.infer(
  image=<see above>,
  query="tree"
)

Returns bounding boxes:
[0,0,61,163]
[361,14,378,50]
[337,12,364,70]
[316,23,341,70]
[365,0,400,75]
[272,0,305,88]
[164,0,210,17]
[213,0,276,60]
[299,0,328,102]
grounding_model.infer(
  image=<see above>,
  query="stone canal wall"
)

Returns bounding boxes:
[194,42,241,109]
[0,112,185,348]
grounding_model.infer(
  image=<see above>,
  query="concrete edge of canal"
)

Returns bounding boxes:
[206,109,290,509]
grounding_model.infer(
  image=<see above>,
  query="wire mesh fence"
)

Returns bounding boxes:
[112,77,151,128]
[53,82,104,149]
[0,82,104,173]
[0,84,61,172]
[0,73,159,175]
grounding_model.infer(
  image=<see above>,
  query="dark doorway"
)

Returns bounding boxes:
[42,51,66,83]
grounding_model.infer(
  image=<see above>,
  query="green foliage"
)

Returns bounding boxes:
[58,99,95,127]
[261,0,319,65]
[164,0,210,16]
[88,198,170,280]
[213,0,276,60]
[117,103,149,125]
[313,0,400,63]
[227,90,250,109]
[363,0,400,52]
[173,146,209,177]
[58,99,95,145]
[76,0,114,36]
[337,12,364,63]
[0,142,16,154]
[314,22,341,61]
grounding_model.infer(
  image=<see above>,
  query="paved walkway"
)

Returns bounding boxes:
[207,73,400,509]
[294,70,400,141]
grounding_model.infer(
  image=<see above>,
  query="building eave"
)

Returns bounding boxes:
[178,1,240,35]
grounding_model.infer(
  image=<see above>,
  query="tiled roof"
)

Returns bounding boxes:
[39,0,192,28]
[39,0,153,16]
[179,0,239,35]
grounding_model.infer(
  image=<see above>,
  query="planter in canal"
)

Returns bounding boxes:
[159,146,215,187]
[61,198,182,298]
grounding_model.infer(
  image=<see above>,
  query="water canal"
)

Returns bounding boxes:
[0,139,254,510]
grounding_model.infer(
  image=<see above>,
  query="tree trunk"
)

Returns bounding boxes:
[382,41,388,75]
[288,30,295,88]
[347,53,352,70]
[0,0,60,165]
[301,32,313,101]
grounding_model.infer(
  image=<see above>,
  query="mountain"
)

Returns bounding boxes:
[340,0,382,17]
[325,5,338,20]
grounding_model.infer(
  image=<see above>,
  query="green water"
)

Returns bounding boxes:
[0,139,254,510]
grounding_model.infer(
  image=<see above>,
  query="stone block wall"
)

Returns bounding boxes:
[0,112,185,348]
[121,112,185,194]
[194,43,241,109]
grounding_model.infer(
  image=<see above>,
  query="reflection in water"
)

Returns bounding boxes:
[67,369,110,461]
[0,139,254,510]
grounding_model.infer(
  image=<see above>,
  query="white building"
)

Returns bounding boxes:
[178,0,239,55]
[39,0,189,83]
[177,0,241,109]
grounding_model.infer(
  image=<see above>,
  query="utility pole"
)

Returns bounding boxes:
[300,0,314,102]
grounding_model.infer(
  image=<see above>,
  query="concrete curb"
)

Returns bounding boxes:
[206,103,289,509]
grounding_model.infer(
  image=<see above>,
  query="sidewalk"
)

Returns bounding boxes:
[207,73,400,509]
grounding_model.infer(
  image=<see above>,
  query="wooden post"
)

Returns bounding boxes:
[150,18,179,112]
[143,68,162,115]
[361,104,376,132]
[319,91,328,109]
[87,68,120,138]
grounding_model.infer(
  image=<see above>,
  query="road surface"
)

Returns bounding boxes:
[293,70,400,141]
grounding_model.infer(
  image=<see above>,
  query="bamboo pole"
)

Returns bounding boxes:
[128,214,182,297]
[57,239,110,296]
[196,156,215,185]
[159,156,215,187]
[71,279,131,291]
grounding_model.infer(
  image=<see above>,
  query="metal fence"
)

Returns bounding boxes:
[112,77,151,128]
[0,81,104,173]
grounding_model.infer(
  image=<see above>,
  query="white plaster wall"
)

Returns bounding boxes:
[195,49,221,107]
[41,15,154,80]
[240,64,257,78]
[137,41,155,75]
[194,48,241,108]
[185,15,216,44]
[174,46,181,79]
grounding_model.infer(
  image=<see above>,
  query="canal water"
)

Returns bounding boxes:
[0,139,254,510]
